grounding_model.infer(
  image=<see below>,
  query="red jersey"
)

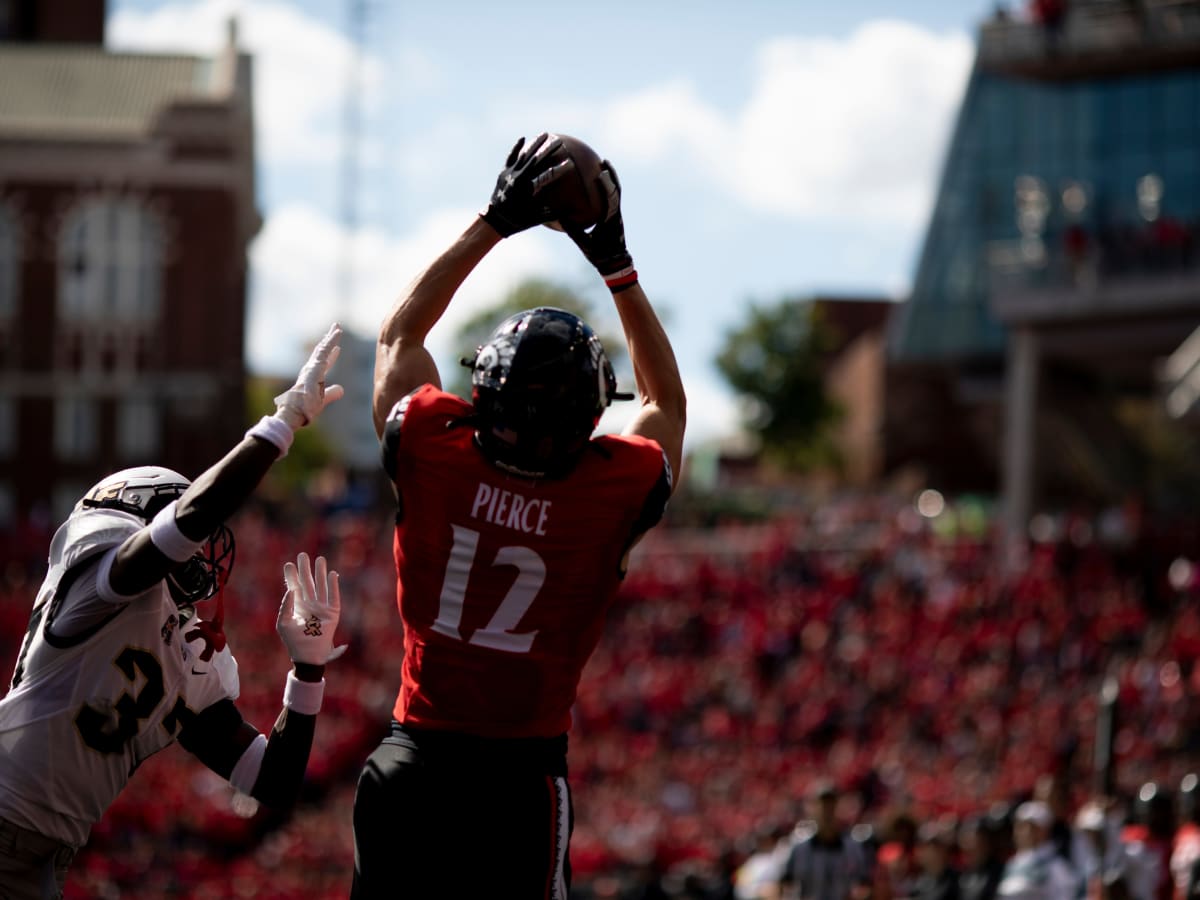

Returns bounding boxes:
[381,385,671,738]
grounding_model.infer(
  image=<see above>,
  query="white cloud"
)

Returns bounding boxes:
[602,81,726,169]
[248,203,558,376]
[109,3,970,232]
[107,0,390,166]
[592,20,972,229]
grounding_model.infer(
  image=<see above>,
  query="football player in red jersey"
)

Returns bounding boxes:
[351,133,686,899]
[0,326,346,898]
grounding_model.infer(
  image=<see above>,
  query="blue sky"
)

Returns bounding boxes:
[107,0,1000,446]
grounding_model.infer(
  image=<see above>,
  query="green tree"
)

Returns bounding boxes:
[447,277,625,399]
[715,297,843,472]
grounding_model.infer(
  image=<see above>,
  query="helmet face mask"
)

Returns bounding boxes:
[468,307,620,478]
[77,466,236,607]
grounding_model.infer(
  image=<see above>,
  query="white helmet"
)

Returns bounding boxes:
[77,465,192,521]
[77,465,236,606]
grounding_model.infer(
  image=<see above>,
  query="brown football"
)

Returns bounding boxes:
[539,134,609,231]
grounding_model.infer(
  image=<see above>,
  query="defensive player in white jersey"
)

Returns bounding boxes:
[0,324,346,899]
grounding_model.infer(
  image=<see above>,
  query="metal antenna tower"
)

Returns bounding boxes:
[338,0,366,324]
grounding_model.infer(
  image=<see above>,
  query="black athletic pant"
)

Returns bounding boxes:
[351,721,573,899]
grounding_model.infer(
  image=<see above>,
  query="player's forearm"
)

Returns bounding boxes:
[250,708,317,807]
[614,283,686,426]
[181,667,325,808]
[378,217,500,349]
[250,665,325,807]
[174,437,280,538]
[373,218,500,433]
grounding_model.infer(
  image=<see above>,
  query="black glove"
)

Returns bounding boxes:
[565,161,638,292]
[481,133,567,237]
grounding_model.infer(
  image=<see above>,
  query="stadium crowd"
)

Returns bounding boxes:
[1,485,1198,899]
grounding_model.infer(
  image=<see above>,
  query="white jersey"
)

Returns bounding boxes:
[0,509,239,847]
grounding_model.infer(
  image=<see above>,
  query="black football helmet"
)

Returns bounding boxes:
[77,466,235,607]
[466,307,628,478]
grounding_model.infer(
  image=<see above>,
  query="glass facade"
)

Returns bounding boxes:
[892,64,1200,361]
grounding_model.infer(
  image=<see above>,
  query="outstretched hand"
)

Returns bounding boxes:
[274,324,346,428]
[275,552,346,666]
[563,162,637,292]
[481,133,573,237]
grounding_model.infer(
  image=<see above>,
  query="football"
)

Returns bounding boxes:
[539,134,610,231]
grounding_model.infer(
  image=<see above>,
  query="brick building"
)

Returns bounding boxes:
[0,1,258,523]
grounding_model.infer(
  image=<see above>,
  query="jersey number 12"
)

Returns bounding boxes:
[430,525,545,654]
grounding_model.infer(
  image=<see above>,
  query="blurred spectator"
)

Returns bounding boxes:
[1124,784,1178,900]
[736,825,792,900]
[1030,0,1066,52]
[776,781,872,900]
[1173,776,1200,900]
[913,822,960,900]
[1034,773,1076,863]
[876,813,922,900]
[996,802,1081,900]
[960,815,1008,900]
[1072,800,1148,900]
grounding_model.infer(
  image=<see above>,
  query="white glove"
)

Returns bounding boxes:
[275,552,347,665]
[273,323,346,428]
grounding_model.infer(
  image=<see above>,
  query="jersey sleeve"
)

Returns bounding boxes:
[601,436,673,559]
[44,512,146,640]
[629,446,673,541]
[380,389,418,483]
[380,386,475,520]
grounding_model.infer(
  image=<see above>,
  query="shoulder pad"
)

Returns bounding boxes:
[49,509,142,572]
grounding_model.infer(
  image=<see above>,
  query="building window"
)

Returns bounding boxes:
[58,198,164,324]
[54,394,97,461]
[117,396,160,458]
[0,395,13,459]
[0,204,16,320]
[0,482,13,529]
[0,1,14,42]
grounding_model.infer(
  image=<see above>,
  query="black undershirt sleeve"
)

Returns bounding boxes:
[179,695,319,810]
[250,705,318,808]
[177,698,256,777]
[619,460,673,573]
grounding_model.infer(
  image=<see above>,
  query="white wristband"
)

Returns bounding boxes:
[246,414,295,457]
[283,670,325,715]
[149,500,204,563]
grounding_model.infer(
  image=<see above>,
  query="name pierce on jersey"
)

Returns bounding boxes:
[470,482,550,535]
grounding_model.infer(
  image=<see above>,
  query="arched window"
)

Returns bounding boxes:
[0,203,16,320]
[58,198,164,324]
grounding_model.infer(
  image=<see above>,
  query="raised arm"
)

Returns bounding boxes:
[565,163,686,488]
[611,282,686,488]
[107,325,344,598]
[179,552,345,808]
[373,133,575,438]
[373,219,500,436]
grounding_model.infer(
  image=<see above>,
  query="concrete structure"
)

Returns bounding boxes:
[889,0,1200,549]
